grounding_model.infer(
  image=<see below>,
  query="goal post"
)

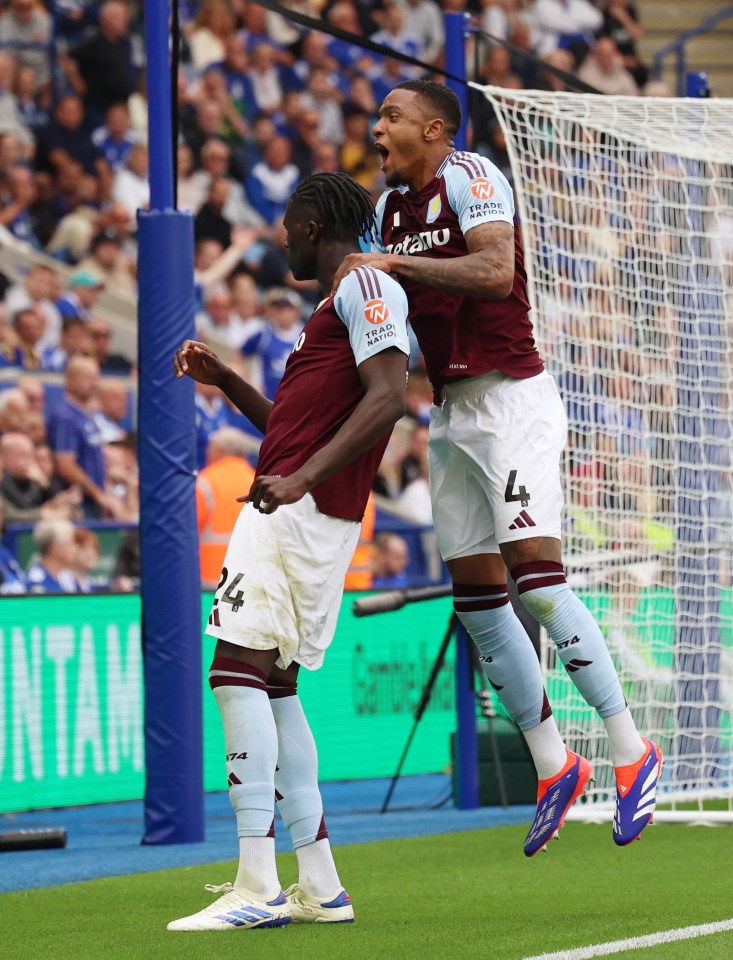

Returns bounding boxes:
[473,85,733,819]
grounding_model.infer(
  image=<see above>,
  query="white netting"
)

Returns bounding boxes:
[477,86,733,815]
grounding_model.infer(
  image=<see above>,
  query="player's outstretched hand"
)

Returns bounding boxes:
[330,252,399,295]
[173,340,227,385]
[240,473,310,514]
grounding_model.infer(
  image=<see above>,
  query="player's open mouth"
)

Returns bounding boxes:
[375,143,389,168]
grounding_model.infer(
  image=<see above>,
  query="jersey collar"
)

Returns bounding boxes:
[436,150,457,180]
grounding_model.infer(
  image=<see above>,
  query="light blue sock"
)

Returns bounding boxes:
[513,562,626,718]
[453,584,550,731]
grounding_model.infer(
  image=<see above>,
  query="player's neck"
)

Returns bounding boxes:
[406,146,455,193]
[318,242,361,293]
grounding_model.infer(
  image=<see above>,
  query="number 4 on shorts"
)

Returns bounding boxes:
[505,469,530,508]
[220,572,245,613]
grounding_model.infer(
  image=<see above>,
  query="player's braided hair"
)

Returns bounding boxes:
[290,172,375,244]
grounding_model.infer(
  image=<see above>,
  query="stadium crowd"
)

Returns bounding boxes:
[0,0,665,594]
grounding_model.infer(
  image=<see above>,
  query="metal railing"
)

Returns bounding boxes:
[652,4,733,95]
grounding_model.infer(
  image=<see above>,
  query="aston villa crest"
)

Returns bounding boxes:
[426,194,442,223]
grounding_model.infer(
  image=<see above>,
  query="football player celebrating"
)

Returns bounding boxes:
[169,172,409,930]
[333,81,662,855]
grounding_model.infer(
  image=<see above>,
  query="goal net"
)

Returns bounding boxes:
[475,86,733,819]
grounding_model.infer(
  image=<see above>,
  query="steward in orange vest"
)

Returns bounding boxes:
[196,428,256,589]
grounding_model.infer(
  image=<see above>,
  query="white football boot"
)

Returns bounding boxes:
[167,882,291,931]
[285,884,354,923]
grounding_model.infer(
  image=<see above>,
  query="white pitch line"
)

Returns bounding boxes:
[521,918,733,960]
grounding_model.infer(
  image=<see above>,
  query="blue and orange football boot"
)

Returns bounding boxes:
[524,749,593,856]
[613,737,663,846]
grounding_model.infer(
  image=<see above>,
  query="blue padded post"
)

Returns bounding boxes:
[145,0,174,210]
[445,12,469,152]
[445,10,479,810]
[138,210,203,844]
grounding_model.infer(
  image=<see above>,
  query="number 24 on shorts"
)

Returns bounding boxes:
[216,566,246,613]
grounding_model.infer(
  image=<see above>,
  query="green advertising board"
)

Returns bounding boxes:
[0,593,456,813]
[5,588,731,814]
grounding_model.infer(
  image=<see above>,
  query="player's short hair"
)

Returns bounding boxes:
[394,80,462,138]
[289,172,376,244]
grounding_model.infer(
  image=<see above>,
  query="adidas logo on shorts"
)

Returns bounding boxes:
[509,510,536,530]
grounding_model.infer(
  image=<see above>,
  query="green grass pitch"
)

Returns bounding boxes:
[1,823,731,960]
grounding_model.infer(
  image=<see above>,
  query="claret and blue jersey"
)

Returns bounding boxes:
[255,267,409,522]
[373,149,544,397]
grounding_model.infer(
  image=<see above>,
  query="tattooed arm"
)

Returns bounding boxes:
[330,221,515,300]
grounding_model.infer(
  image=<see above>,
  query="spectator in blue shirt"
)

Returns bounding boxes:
[56,270,105,323]
[26,517,79,593]
[240,288,304,401]
[194,379,230,470]
[13,65,49,132]
[35,94,111,185]
[42,315,92,372]
[0,165,41,248]
[47,355,119,518]
[326,2,374,74]
[368,56,418,106]
[370,2,423,64]
[0,499,27,595]
[91,101,138,173]
[0,540,27,593]
[245,136,301,225]
[371,532,411,590]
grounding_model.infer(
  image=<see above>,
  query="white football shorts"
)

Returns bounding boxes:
[205,493,360,669]
[429,370,567,561]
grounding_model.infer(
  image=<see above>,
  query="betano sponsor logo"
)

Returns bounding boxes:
[385,228,451,255]
[364,299,389,325]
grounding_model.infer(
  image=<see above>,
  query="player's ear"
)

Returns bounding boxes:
[423,117,445,143]
[306,219,321,243]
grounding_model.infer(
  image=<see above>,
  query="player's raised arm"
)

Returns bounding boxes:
[173,339,273,435]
